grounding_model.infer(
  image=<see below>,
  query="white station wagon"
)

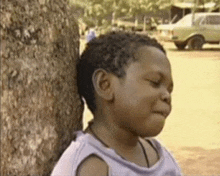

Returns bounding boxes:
[157,12,220,50]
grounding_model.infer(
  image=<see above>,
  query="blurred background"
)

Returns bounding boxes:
[70,0,220,36]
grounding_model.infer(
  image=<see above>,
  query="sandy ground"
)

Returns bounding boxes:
[80,36,220,175]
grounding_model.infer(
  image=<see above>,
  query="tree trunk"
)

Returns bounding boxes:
[134,15,138,28]
[112,11,116,25]
[1,0,83,175]
[143,15,146,31]
[111,0,116,25]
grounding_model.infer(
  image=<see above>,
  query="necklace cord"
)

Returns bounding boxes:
[88,124,149,168]
[138,140,150,167]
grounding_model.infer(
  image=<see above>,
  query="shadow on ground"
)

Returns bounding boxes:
[174,147,220,175]
[168,48,220,52]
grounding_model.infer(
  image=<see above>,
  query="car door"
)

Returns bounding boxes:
[200,15,220,43]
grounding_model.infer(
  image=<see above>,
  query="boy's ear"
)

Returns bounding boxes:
[92,69,114,101]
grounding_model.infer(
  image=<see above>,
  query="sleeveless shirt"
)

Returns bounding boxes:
[51,131,182,176]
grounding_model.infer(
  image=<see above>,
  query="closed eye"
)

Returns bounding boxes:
[148,80,161,88]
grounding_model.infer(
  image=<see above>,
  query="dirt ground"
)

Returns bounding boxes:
[80,36,220,175]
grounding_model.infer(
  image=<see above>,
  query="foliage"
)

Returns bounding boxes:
[128,0,158,16]
[69,0,166,27]
[69,0,219,28]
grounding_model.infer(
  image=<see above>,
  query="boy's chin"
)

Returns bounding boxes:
[138,127,164,138]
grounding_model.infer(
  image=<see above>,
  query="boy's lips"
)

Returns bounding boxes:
[152,110,170,118]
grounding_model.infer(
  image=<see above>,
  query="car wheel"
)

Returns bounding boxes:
[187,36,204,50]
[174,42,187,50]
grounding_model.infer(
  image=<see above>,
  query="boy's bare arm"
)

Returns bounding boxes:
[76,154,108,176]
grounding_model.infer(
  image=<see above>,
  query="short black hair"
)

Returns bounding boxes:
[77,31,165,113]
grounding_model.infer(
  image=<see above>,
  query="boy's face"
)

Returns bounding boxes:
[111,46,173,137]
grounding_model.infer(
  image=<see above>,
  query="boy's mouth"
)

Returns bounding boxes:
[152,111,169,118]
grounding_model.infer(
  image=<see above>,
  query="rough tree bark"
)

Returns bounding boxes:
[1,0,83,175]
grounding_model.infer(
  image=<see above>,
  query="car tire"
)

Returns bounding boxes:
[187,36,204,50]
[174,42,187,50]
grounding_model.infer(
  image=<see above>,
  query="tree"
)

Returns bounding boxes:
[1,0,83,175]
[126,0,159,28]
[104,0,128,25]
[86,3,107,26]
[70,0,166,28]
[70,0,129,26]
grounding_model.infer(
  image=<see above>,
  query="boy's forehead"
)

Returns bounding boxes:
[124,46,172,82]
[135,45,167,59]
[132,46,171,71]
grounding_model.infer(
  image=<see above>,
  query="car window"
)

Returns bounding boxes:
[194,16,204,25]
[176,15,192,25]
[176,14,204,25]
[201,15,220,25]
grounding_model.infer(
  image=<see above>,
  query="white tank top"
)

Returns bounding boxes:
[51,131,182,176]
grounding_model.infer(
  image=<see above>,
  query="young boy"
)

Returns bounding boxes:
[51,32,182,176]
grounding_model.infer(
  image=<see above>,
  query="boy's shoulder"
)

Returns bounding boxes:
[76,154,108,176]
[51,131,96,176]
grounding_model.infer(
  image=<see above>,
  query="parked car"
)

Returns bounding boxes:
[157,12,220,50]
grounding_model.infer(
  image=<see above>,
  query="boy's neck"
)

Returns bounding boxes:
[88,118,140,150]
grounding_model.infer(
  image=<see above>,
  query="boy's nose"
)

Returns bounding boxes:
[161,90,171,104]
